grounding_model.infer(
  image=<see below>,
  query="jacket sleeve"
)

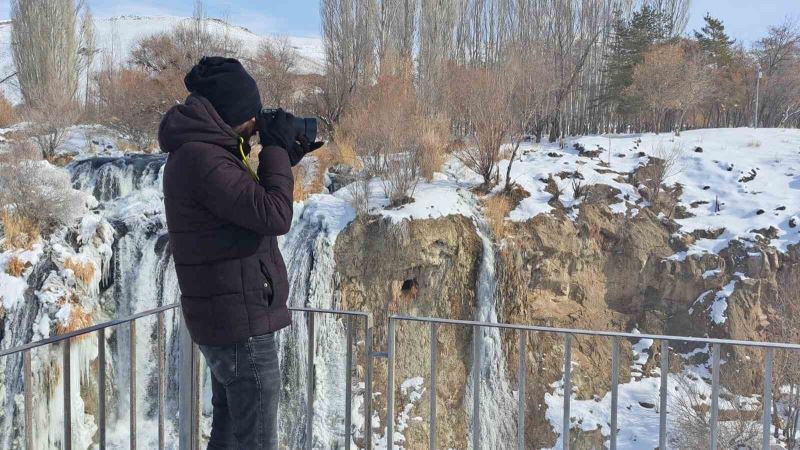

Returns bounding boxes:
[194,145,294,236]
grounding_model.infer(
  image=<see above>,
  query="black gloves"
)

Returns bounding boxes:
[259,108,324,166]
[290,135,325,166]
[259,108,296,153]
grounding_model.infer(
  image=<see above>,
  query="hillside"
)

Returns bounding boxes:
[0,15,324,104]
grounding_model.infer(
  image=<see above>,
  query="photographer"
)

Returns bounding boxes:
[158,57,321,449]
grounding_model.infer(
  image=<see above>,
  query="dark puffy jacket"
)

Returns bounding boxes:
[159,94,293,345]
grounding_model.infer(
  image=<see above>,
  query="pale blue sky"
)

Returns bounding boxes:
[1,0,798,43]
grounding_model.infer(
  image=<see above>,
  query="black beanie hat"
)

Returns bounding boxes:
[184,56,262,128]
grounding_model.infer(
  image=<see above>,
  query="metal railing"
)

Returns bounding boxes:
[5,306,800,450]
[386,314,800,450]
[0,304,374,450]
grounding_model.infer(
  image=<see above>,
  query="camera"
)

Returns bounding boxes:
[259,108,318,144]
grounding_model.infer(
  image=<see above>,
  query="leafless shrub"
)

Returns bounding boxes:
[671,375,760,449]
[24,102,81,160]
[773,279,800,448]
[250,38,299,109]
[446,64,513,189]
[0,141,85,233]
[95,68,162,151]
[571,175,589,202]
[348,177,372,216]
[638,144,684,207]
[337,76,423,206]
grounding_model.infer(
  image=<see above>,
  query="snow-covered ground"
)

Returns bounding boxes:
[333,127,800,264]
[0,15,324,104]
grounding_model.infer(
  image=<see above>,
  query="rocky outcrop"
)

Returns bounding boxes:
[331,185,800,449]
[335,215,482,450]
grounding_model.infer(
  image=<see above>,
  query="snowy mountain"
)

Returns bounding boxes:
[0,15,325,104]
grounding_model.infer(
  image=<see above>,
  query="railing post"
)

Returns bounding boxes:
[306,313,315,450]
[130,321,137,450]
[517,330,526,450]
[709,343,721,450]
[429,323,438,450]
[762,348,773,450]
[345,316,353,449]
[157,312,166,450]
[610,337,619,450]
[387,318,396,450]
[178,315,200,450]
[23,350,33,450]
[472,325,482,450]
[659,340,669,450]
[98,328,107,450]
[64,338,72,450]
[364,319,373,450]
[562,334,572,450]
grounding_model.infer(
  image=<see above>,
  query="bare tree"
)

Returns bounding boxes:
[418,0,459,110]
[250,38,299,109]
[317,0,376,128]
[646,0,691,37]
[11,0,81,158]
[624,43,710,133]
[10,0,79,109]
[447,64,512,188]
[78,4,99,110]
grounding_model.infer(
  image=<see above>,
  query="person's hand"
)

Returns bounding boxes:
[258,108,295,152]
[286,135,325,166]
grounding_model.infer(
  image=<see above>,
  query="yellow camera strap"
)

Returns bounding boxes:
[238,136,260,182]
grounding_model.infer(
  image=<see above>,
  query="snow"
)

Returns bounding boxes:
[708,278,739,325]
[493,128,800,260]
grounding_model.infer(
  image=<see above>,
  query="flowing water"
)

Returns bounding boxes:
[1,152,512,449]
[0,154,360,449]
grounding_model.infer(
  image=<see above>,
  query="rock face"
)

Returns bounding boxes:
[332,190,800,449]
[335,215,482,449]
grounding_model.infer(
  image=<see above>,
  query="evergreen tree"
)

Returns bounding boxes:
[601,5,668,116]
[694,13,735,66]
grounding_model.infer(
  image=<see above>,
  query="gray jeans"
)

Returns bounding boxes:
[199,332,280,449]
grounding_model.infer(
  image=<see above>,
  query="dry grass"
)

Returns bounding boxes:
[5,255,27,277]
[0,93,17,128]
[483,194,513,238]
[292,165,309,201]
[419,115,450,181]
[63,258,96,286]
[1,210,40,251]
[54,298,94,336]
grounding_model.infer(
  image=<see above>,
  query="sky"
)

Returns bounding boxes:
[0,0,797,43]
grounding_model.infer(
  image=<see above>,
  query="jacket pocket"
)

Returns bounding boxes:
[258,260,275,306]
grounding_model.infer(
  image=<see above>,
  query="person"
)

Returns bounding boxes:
[159,56,320,449]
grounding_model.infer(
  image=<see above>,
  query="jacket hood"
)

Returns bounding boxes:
[158,94,242,155]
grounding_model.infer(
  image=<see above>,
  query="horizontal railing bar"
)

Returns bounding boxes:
[371,352,389,359]
[389,315,800,350]
[0,305,373,357]
[0,303,180,357]
[290,307,371,318]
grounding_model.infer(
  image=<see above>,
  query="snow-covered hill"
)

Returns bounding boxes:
[0,15,324,104]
